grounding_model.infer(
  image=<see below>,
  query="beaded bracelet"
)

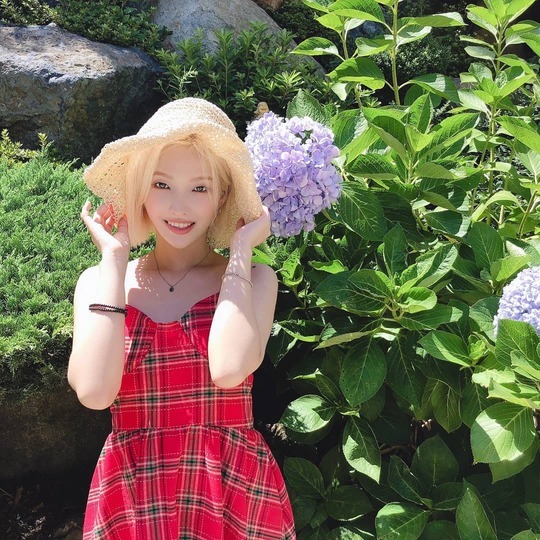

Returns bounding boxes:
[221,272,253,288]
[89,303,128,315]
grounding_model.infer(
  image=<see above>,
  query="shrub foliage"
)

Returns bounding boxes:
[260,0,540,537]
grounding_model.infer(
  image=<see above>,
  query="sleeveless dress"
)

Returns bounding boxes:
[82,293,296,540]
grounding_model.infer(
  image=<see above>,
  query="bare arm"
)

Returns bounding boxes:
[67,202,130,410]
[208,207,277,388]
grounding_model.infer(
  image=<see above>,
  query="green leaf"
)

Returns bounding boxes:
[465,45,497,60]
[416,162,458,180]
[408,74,460,103]
[281,394,336,434]
[340,339,387,407]
[388,455,428,506]
[342,416,381,482]
[430,380,462,432]
[356,37,392,56]
[461,382,491,428]
[332,109,369,149]
[430,482,463,511]
[498,116,540,154]
[325,485,373,521]
[421,112,478,159]
[490,438,538,482]
[471,402,536,463]
[368,115,408,160]
[398,287,437,314]
[425,210,470,238]
[505,0,537,21]
[284,457,325,498]
[401,244,458,289]
[334,182,387,241]
[292,36,341,57]
[470,297,499,341]
[316,372,344,404]
[467,6,498,36]
[349,269,393,309]
[329,0,385,22]
[375,503,429,540]
[491,255,530,283]
[420,520,459,539]
[402,12,465,28]
[286,90,332,126]
[419,331,471,367]
[383,224,408,276]
[467,222,505,270]
[522,502,540,533]
[347,154,399,180]
[510,531,540,540]
[407,94,433,133]
[400,305,463,331]
[495,319,540,368]
[330,58,386,90]
[310,259,347,274]
[386,338,425,408]
[411,435,459,488]
[289,490,317,529]
[281,248,303,287]
[456,483,497,540]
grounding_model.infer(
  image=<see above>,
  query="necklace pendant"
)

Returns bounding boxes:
[169,286,174,292]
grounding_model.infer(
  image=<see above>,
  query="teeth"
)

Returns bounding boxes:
[167,221,193,229]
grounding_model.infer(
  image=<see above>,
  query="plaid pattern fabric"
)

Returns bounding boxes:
[83,293,295,540]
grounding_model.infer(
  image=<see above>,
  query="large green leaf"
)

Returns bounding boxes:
[408,74,460,103]
[461,381,491,428]
[375,503,429,540]
[498,116,540,153]
[399,305,463,331]
[419,331,471,367]
[329,0,385,22]
[471,402,536,463]
[315,271,381,316]
[469,297,499,341]
[348,269,393,312]
[428,379,462,432]
[522,502,540,533]
[330,58,386,90]
[407,94,433,134]
[489,438,538,482]
[340,339,387,407]
[456,483,497,540]
[421,113,478,159]
[284,457,325,498]
[325,485,373,521]
[411,435,459,488]
[342,416,381,482]
[281,394,336,434]
[424,210,470,238]
[398,287,437,314]
[386,338,425,408]
[383,224,408,276]
[347,154,399,180]
[419,520,459,539]
[495,319,540,368]
[401,12,465,28]
[430,482,463,511]
[388,455,428,506]
[289,489,317,529]
[334,182,387,241]
[467,222,505,270]
[286,90,332,126]
[292,37,341,57]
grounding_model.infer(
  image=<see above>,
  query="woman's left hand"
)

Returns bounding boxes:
[231,205,271,250]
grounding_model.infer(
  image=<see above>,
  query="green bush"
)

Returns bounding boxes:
[0,0,168,56]
[268,0,540,537]
[0,156,98,403]
[155,21,337,136]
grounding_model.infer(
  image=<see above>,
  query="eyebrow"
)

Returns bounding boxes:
[153,171,212,182]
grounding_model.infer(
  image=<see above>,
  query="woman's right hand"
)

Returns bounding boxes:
[81,201,130,264]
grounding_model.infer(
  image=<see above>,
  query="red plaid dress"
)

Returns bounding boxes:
[83,293,295,540]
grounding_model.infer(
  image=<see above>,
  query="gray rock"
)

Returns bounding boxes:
[152,0,283,51]
[0,23,162,163]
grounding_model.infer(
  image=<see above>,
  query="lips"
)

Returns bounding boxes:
[165,220,195,234]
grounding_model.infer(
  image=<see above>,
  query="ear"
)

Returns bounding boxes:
[218,187,229,209]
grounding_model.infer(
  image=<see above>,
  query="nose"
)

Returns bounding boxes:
[168,196,189,215]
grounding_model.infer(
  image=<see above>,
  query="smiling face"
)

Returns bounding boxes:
[144,144,223,249]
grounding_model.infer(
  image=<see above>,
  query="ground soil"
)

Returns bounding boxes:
[0,466,93,540]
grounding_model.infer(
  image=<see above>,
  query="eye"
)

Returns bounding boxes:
[193,185,208,192]
[153,181,169,189]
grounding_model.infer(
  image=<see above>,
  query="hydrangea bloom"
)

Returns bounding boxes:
[494,266,540,335]
[245,112,342,237]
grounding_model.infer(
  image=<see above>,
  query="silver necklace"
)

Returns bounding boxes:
[153,248,211,292]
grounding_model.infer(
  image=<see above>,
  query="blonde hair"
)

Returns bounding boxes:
[125,135,233,247]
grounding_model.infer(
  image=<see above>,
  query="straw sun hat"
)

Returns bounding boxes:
[84,97,262,248]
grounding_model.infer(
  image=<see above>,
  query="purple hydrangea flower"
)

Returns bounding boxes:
[494,266,540,335]
[245,112,342,237]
